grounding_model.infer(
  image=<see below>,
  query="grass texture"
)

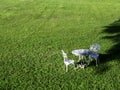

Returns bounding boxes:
[0,0,120,89]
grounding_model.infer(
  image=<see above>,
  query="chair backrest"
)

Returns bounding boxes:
[90,43,101,53]
[61,50,68,60]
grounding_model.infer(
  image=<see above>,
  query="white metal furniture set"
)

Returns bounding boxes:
[61,43,101,72]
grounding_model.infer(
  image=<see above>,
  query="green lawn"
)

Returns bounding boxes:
[0,0,120,89]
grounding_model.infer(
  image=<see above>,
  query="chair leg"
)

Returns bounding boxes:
[96,58,98,66]
[73,63,76,70]
[98,57,100,64]
[78,55,81,61]
[66,65,68,72]
[88,56,91,66]
[97,57,100,66]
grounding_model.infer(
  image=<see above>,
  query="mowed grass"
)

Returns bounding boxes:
[0,0,120,89]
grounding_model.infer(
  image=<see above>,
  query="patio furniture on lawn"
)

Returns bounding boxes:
[88,43,101,66]
[72,49,92,68]
[61,50,75,72]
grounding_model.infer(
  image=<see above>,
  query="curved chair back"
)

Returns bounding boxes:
[61,50,68,61]
[90,43,101,53]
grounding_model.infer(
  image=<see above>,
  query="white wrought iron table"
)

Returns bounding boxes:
[72,49,92,67]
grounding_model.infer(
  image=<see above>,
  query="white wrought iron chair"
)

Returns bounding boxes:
[61,50,75,72]
[88,43,101,66]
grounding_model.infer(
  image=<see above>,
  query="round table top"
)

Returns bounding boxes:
[72,49,92,56]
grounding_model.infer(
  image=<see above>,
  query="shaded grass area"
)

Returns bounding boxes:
[100,19,120,61]
[0,0,120,89]
[95,19,120,74]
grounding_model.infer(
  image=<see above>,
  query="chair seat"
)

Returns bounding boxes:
[89,53,99,58]
[64,60,74,65]
[64,60,74,64]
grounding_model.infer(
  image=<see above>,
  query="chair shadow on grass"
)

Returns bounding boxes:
[92,19,120,74]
